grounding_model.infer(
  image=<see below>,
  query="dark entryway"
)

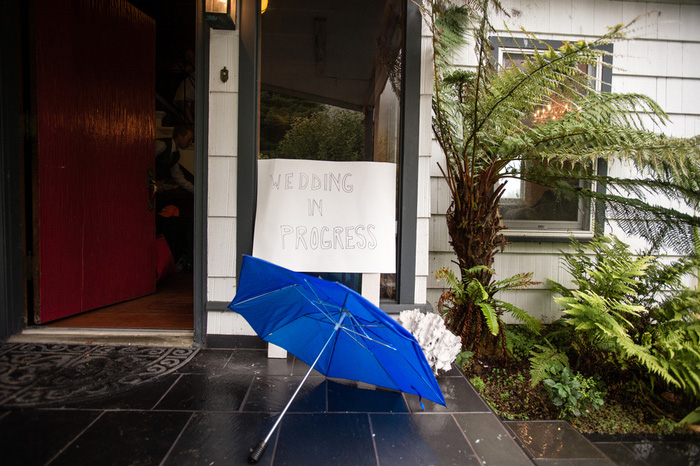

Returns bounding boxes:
[22,0,196,330]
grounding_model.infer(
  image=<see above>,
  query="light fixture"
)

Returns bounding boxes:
[206,0,236,30]
[261,0,268,14]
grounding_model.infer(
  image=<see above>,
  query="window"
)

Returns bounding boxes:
[492,38,612,236]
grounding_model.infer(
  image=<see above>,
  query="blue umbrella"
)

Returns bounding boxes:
[228,255,445,463]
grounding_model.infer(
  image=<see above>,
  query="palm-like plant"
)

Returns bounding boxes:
[424,0,700,360]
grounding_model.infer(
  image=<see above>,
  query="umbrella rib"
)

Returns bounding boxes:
[339,314,443,403]
[340,326,396,350]
[299,282,337,311]
[338,323,408,391]
[232,284,301,306]
[302,280,338,315]
[342,313,397,350]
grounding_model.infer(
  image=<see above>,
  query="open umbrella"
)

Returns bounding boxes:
[228,255,445,463]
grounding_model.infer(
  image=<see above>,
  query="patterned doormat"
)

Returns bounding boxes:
[0,343,198,408]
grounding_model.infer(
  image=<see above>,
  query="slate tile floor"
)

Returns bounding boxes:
[1,348,698,465]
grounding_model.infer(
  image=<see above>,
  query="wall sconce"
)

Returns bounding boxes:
[206,0,236,30]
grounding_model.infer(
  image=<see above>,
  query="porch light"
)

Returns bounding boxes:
[206,0,236,30]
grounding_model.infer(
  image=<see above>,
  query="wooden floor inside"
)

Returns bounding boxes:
[45,274,194,329]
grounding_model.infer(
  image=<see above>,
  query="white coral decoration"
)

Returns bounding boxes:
[398,309,462,375]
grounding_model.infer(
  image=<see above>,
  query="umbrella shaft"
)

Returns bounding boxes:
[262,311,348,444]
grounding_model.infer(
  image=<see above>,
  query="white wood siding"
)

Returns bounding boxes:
[207,28,242,334]
[426,0,700,320]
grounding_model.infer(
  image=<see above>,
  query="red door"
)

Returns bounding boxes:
[32,0,156,323]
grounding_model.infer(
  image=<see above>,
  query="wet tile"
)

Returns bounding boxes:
[155,372,253,411]
[534,460,614,465]
[622,440,700,465]
[372,413,481,465]
[438,363,463,377]
[50,411,191,466]
[454,413,533,465]
[275,413,376,464]
[505,421,607,460]
[225,349,296,376]
[242,375,327,412]
[592,442,648,465]
[176,348,233,374]
[291,357,324,377]
[405,377,490,413]
[328,379,408,413]
[60,373,180,410]
[164,412,278,466]
[0,409,100,466]
[206,334,267,349]
[569,458,617,465]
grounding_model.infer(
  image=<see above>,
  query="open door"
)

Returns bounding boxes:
[31,0,156,323]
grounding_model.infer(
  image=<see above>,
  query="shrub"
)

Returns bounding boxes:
[544,235,700,402]
[540,360,606,419]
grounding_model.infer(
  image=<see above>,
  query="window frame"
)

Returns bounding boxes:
[489,36,613,240]
[236,0,423,308]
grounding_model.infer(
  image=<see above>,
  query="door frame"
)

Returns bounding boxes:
[0,0,24,341]
[192,0,207,346]
[0,0,207,344]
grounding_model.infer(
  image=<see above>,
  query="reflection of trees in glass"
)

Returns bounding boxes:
[260,91,324,157]
[275,107,364,161]
[260,92,364,161]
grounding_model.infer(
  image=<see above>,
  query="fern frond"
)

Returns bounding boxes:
[497,299,542,333]
[530,344,569,387]
[478,301,500,335]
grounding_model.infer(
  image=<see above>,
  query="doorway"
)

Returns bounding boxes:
[23,0,196,331]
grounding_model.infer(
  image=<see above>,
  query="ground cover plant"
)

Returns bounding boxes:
[461,235,700,435]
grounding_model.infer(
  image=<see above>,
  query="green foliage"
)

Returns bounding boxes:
[275,108,364,161]
[547,235,700,401]
[540,360,605,419]
[541,361,583,417]
[260,91,324,156]
[575,372,607,415]
[436,266,542,338]
[681,406,700,426]
[504,324,539,360]
[455,350,474,369]
[529,344,569,387]
[260,95,364,162]
[470,376,485,392]
[423,0,700,361]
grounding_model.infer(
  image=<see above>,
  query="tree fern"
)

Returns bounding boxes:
[425,0,700,360]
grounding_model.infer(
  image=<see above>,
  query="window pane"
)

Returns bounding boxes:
[376,80,399,300]
[499,47,595,233]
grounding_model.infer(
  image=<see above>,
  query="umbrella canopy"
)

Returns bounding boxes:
[228,255,445,406]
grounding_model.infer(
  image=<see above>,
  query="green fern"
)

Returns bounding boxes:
[549,235,700,400]
[530,344,570,387]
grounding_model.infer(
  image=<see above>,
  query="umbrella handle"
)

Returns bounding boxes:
[248,440,268,464]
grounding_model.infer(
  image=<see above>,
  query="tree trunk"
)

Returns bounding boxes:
[443,171,509,360]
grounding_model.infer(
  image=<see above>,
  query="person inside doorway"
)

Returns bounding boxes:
[155,123,194,272]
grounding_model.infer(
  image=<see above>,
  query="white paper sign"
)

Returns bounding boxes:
[253,159,396,273]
